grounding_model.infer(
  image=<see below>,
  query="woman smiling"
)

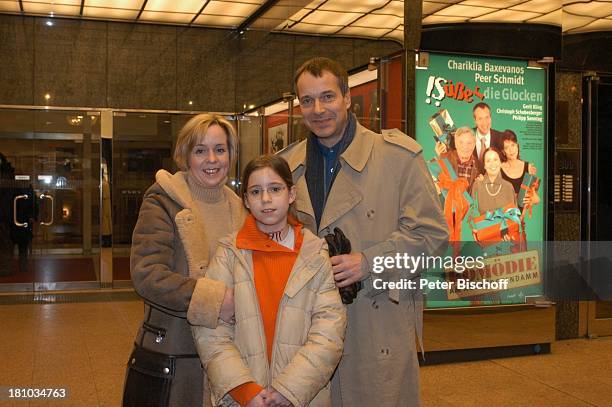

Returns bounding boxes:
[123,114,247,407]
[471,147,517,215]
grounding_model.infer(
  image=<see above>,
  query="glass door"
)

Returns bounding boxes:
[0,109,100,291]
[583,74,612,336]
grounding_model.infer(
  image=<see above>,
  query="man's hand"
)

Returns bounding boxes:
[434,141,447,156]
[246,389,267,407]
[219,287,235,324]
[263,388,293,407]
[331,253,366,288]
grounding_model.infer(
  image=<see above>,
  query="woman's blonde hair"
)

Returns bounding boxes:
[173,113,238,170]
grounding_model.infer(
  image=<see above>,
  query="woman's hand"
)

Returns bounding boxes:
[219,287,235,324]
[528,163,537,175]
[475,174,484,182]
[264,388,293,407]
[522,190,540,206]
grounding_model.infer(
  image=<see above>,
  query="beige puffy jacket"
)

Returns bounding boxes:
[192,228,347,407]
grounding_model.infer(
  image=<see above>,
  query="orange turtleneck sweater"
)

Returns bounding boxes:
[228,214,304,406]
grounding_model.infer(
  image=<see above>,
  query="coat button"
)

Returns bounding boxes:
[372,301,379,309]
[366,209,375,219]
[131,358,136,364]
[163,367,170,374]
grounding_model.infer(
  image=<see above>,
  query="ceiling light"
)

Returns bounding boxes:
[66,115,83,126]
[46,20,53,26]
[44,93,51,100]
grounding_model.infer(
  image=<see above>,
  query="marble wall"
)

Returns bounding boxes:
[554,71,583,339]
[0,15,401,112]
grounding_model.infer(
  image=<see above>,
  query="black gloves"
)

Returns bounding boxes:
[324,227,362,305]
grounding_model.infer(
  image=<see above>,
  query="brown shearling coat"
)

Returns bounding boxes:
[128,170,246,407]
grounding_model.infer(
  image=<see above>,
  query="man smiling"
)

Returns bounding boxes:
[281,57,448,406]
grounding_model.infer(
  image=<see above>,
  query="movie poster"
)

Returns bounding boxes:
[415,52,547,307]
[267,123,288,154]
[265,111,289,154]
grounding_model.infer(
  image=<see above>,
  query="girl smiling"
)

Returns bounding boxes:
[192,155,346,407]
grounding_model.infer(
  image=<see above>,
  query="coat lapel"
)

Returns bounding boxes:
[175,208,209,279]
[318,170,362,232]
[294,173,317,231]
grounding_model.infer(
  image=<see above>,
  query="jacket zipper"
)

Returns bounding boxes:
[220,240,272,384]
[218,235,322,389]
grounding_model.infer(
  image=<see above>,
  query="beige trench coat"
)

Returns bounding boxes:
[280,123,449,407]
[192,228,346,407]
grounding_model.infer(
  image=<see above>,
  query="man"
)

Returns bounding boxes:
[280,57,448,406]
[434,127,482,194]
[472,102,504,165]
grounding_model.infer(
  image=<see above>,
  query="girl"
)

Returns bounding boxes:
[192,155,346,407]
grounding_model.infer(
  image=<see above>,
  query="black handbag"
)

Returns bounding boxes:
[122,345,175,407]
[324,227,362,304]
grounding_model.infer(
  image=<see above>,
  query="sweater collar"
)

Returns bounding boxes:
[236,213,303,253]
[187,172,225,203]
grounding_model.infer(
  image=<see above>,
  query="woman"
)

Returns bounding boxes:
[123,114,247,407]
[500,129,539,210]
[472,147,516,214]
[193,155,346,407]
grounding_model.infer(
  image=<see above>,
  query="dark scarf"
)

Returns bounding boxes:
[305,113,357,230]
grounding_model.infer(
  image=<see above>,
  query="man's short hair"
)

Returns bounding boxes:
[454,126,476,142]
[294,57,349,96]
[472,102,491,115]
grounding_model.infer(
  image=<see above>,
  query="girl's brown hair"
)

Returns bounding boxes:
[241,155,296,214]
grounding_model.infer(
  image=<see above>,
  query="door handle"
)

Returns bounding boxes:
[13,194,29,227]
[40,193,54,226]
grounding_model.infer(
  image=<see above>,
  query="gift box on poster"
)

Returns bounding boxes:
[429,109,456,147]
[429,158,473,242]
[470,205,522,245]
[427,158,473,206]
[518,173,539,204]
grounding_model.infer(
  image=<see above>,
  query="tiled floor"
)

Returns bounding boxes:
[0,293,610,406]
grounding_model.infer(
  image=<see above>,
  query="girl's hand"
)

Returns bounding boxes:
[264,388,293,407]
[475,174,484,182]
[219,287,235,324]
[246,390,267,407]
